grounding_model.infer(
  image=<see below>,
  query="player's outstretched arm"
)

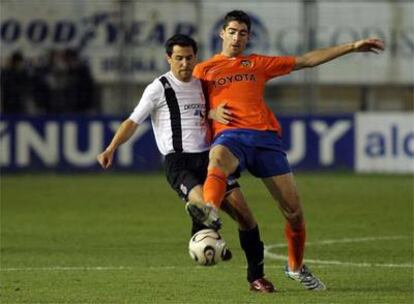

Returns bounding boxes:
[294,38,385,70]
[97,119,139,169]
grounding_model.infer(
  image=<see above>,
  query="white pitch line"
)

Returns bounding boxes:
[263,252,413,268]
[265,235,410,249]
[2,236,412,272]
[264,235,413,268]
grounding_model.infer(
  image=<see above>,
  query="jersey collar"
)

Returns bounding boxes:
[168,71,195,85]
[214,53,248,60]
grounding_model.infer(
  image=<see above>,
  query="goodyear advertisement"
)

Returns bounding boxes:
[1,0,413,84]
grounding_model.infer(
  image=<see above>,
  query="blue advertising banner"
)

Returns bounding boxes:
[0,115,161,172]
[355,113,414,173]
[1,115,357,173]
[279,115,354,170]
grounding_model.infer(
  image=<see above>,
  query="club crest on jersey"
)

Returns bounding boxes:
[240,60,252,68]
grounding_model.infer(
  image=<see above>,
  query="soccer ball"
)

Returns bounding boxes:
[188,229,228,266]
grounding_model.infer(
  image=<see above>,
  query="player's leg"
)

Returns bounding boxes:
[187,131,250,227]
[244,130,325,290]
[164,152,220,231]
[262,173,326,290]
[242,132,304,272]
[187,184,232,261]
[222,189,275,293]
[189,175,271,277]
[203,144,239,209]
[261,173,305,271]
[186,143,240,227]
[187,185,212,235]
[221,188,256,230]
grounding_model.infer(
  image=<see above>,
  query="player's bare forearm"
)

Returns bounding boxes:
[294,38,384,70]
[294,43,354,70]
[106,119,138,152]
[97,119,138,169]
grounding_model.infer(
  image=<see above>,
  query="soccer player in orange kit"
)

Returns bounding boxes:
[188,10,384,291]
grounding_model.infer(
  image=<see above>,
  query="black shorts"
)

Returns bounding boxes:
[164,151,239,202]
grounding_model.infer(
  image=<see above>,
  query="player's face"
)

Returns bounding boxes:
[220,21,250,57]
[167,45,197,82]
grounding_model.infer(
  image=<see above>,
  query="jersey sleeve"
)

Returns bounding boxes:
[129,80,163,124]
[193,63,204,80]
[257,55,296,80]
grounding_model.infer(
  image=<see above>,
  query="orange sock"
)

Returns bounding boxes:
[203,167,227,209]
[285,222,306,271]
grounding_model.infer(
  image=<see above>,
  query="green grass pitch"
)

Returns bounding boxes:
[1,172,413,303]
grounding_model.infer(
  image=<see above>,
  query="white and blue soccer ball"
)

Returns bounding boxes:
[188,229,228,266]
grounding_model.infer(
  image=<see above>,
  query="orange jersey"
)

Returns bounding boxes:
[194,54,295,136]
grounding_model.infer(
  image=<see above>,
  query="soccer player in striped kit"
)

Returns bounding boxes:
[189,10,384,291]
[97,34,276,293]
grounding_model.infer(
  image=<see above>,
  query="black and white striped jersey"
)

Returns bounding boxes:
[129,71,209,155]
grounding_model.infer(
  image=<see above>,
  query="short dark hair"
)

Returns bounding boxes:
[223,10,251,32]
[165,34,198,56]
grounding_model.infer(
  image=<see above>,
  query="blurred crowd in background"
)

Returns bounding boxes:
[1,49,97,115]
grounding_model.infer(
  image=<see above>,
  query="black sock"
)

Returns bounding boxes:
[191,220,209,236]
[239,225,264,282]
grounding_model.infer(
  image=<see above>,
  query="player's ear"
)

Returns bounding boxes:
[166,54,172,64]
[219,29,225,40]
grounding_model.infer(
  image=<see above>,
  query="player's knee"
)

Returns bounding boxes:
[209,146,238,175]
[237,218,257,230]
[229,209,257,230]
[282,204,303,226]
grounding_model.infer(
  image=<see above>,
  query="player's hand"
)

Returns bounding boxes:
[209,102,232,124]
[97,149,114,169]
[353,38,385,54]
